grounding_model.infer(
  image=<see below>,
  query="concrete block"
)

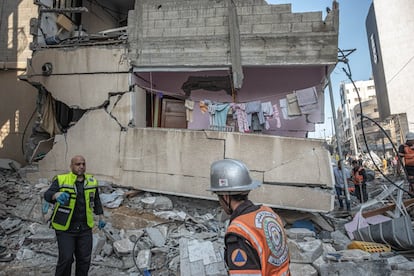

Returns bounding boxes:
[292,22,313,33]
[239,24,252,34]
[301,12,322,22]
[197,27,215,36]
[286,228,316,240]
[215,7,227,17]
[253,5,272,15]
[288,239,323,263]
[154,19,172,29]
[141,196,173,210]
[188,17,206,27]
[330,230,351,251]
[206,16,225,27]
[147,28,164,37]
[180,9,198,18]
[214,26,228,35]
[198,8,215,18]
[136,249,151,270]
[113,238,135,255]
[270,4,291,13]
[190,259,206,276]
[252,24,272,33]
[237,6,253,15]
[146,227,166,247]
[271,23,290,33]
[319,260,391,276]
[164,28,180,37]
[325,249,371,262]
[290,263,318,276]
[163,10,180,20]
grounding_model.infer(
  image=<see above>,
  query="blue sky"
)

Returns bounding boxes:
[267,0,373,138]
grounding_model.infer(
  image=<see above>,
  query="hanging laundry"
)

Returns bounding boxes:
[245,101,265,128]
[286,93,301,117]
[185,99,195,122]
[296,87,319,114]
[232,103,249,133]
[208,103,231,129]
[272,103,282,128]
[199,101,209,114]
[261,101,273,130]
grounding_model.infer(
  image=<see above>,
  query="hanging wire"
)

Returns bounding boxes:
[338,48,412,197]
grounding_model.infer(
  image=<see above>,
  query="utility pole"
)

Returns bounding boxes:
[328,77,351,211]
[341,82,359,156]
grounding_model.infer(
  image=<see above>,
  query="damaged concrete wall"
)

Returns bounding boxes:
[0,0,38,164]
[128,0,339,67]
[0,71,37,164]
[30,120,334,212]
[26,47,130,109]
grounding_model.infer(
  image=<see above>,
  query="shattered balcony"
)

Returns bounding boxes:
[24,0,340,212]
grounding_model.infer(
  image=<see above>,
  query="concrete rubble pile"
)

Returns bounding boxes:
[0,161,414,275]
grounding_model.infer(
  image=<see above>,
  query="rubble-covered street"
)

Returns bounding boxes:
[1,160,414,276]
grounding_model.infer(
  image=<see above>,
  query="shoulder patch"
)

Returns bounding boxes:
[231,249,248,267]
[263,217,289,266]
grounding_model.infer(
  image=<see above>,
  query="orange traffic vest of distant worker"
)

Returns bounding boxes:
[353,167,364,185]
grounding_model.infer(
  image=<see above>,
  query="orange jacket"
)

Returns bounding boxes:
[226,206,290,276]
[352,167,364,185]
[404,144,414,166]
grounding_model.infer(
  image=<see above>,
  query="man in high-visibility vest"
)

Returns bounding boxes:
[399,132,414,195]
[44,155,105,276]
[208,159,290,276]
[351,159,368,203]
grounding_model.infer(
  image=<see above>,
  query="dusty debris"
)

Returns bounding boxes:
[0,162,414,275]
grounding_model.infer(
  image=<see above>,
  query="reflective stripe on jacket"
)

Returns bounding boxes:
[404,144,414,166]
[51,172,98,230]
[226,206,290,276]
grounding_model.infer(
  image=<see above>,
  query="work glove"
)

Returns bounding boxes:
[56,192,70,205]
[98,220,106,230]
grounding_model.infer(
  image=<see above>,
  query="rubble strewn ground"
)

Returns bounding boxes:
[1,162,414,276]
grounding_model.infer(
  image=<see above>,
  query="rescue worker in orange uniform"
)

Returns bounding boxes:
[398,132,414,195]
[208,159,290,276]
[351,159,368,203]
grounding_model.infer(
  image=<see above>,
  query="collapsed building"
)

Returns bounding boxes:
[18,0,339,212]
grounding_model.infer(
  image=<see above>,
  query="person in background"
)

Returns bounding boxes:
[208,159,290,276]
[358,154,364,166]
[44,155,106,276]
[382,157,388,174]
[351,159,368,203]
[398,132,414,195]
[333,160,351,210]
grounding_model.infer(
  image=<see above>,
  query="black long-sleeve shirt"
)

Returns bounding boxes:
[44,176,103,231]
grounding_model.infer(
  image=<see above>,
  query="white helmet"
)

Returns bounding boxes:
[406,132,414,141]
[208,159,261,194]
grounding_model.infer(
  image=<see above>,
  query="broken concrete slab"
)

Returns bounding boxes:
[290,263,318,276]
[319,259,391,276]
[145,227,165,247]
[179,238,227,276]
[31,126,335,213]
[288,239,323,263]
[0,159,21,170]
[141,196,173,210]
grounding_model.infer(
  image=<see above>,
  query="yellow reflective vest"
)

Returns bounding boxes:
[51,172,98,231]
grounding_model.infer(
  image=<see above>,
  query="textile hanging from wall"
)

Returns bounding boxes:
[41,93,62,136]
